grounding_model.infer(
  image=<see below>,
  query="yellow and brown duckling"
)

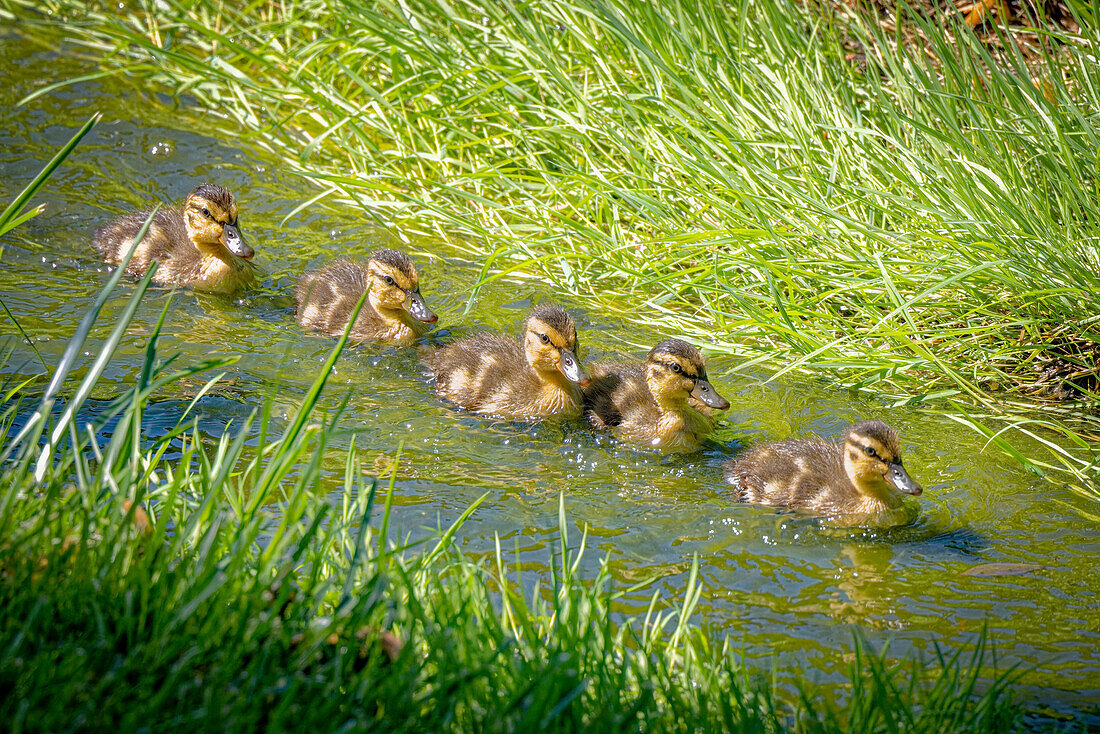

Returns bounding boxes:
[725,420,923,524]
[295,250,437,346]
[427,304,589,420]
[93,183,255,294]
[583,338,730,452]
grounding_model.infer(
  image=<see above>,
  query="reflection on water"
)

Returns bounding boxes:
[1,30,1098,724]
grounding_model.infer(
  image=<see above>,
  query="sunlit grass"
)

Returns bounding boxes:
[6,0,1098,497]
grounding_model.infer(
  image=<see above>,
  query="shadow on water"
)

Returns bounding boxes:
[1,29,1099,726]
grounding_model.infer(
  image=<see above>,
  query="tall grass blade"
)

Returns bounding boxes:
[0,114,98,235]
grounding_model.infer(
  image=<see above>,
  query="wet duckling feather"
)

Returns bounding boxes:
[428,304,588,420]
[584,338,729,452]
[295,250,437,346]
[725,419,923,524]
[93,183,255,294]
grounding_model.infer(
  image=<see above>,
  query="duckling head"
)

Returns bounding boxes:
[366,249,437,323]
[644,339,730,410]
[842,420,923,500]
[522,304,588,386]
[183,184,253,260]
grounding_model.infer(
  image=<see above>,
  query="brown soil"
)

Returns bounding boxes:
[1018,326,1100,401]
[816,0,1082,69]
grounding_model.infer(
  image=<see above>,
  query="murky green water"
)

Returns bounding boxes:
[2,30,1098,724]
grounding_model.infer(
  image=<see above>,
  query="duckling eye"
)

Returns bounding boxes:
[670,363,683,374]
[863,446,878,458]
[538,333,551,345]
[201,207,212,219]
[383,275,396,286]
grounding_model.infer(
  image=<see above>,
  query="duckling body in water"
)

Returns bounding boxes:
[583,338,729,452]
[427,304,588,420]
[295,251,437,346]
[93,183,254,294]
[725,420,923,525]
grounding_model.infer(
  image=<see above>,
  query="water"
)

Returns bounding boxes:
[1,30,1097,724]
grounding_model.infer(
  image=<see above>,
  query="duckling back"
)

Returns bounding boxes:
[584,362,652,429]
[94,207,191,279]
[725,437,846,512]
[295,260,373,338]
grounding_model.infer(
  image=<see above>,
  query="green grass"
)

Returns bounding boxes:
[6,0,1100,497]
[0,137,1027,731]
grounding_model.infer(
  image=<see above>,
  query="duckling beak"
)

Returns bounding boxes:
[221,223,254,260]
[404,290,438,323]
[886,462,922,496]
[690,378,730,410]
[558,348,589,386]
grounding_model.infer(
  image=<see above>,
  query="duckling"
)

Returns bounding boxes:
[295,251,437,346]
[583,338,730,452]
[725,420,923,523]
[93,183,255,294]
[427,304,589,420]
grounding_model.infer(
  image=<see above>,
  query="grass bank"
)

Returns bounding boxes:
[6,0,1100,496]
[0,142,1023,731]
[0,375,1024,734]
